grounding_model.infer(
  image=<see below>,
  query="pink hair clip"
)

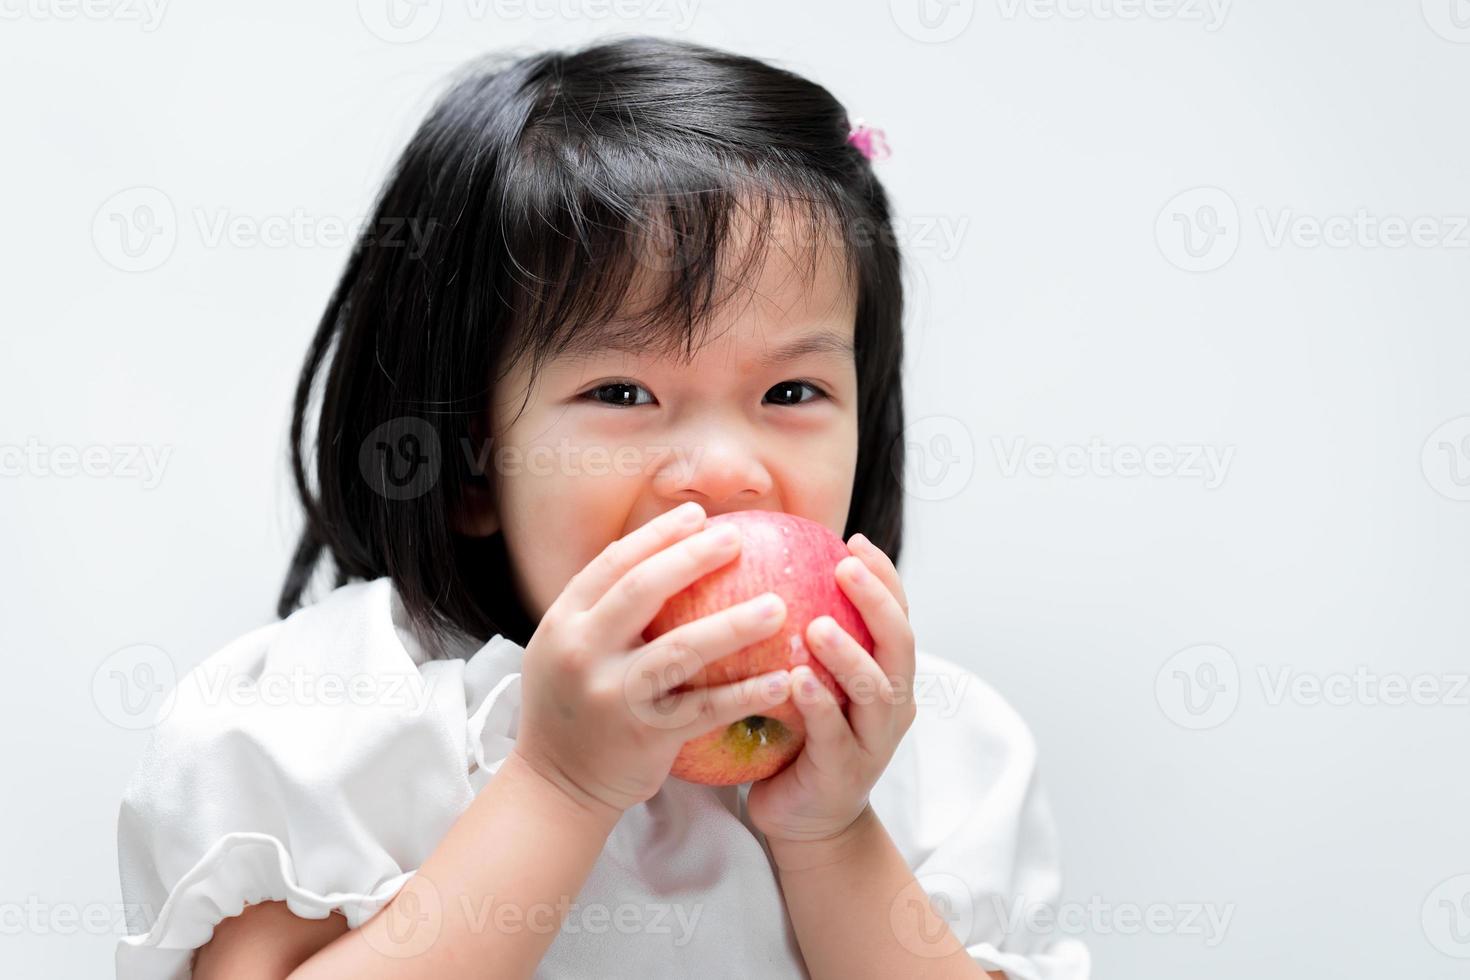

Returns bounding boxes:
[847,118,891,162]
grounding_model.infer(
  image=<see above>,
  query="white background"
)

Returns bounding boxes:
[3,1,1469,976]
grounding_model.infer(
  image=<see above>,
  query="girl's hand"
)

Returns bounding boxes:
[747,533,917,846]
[512,503,795,821]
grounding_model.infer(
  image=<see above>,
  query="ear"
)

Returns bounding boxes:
[453,417,500,538]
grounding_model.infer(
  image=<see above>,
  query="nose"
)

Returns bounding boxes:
[653,426,774,514]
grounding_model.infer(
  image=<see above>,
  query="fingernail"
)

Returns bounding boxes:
[711,525,739,545]
[675,502,703,524]
[755,594,784,619]
[800,671,818,695]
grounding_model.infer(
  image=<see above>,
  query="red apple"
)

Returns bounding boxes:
[643,509,875,786]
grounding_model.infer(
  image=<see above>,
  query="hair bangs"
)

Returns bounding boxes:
[494,138,857,388]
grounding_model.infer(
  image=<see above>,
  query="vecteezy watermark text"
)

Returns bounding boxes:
[0,0,168,30]
[993,894,1235,947]
[93,186,439,273]
[1158,186,1470,272]
[1156,644,1470,730]
[0,898,157,937]
[356,0,700,44]
[992,437,1235,489]
[1,439,172,489]
[995,0,1230,31]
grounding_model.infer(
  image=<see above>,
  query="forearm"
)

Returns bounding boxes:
[768,805,1003,980]
[291,750,620,980]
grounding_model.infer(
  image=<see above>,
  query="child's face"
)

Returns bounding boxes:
[478,223,860,624]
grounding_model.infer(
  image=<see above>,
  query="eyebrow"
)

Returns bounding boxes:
[753,330,856,367]
[564,328,855,368]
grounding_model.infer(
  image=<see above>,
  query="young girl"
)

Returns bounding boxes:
[116,35,1089,980]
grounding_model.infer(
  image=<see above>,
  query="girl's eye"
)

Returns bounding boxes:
[764,380,828,406]
[579,379,829,409]
[581,382,655,408]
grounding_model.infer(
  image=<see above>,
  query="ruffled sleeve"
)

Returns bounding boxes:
[871,650,1091,980]
[115,577,526,979]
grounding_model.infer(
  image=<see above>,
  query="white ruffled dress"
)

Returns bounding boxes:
[115,577,1090,978]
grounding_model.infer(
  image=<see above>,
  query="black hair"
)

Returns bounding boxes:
[278,34,906,657]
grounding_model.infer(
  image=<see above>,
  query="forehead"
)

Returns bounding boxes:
[557,203,858,368]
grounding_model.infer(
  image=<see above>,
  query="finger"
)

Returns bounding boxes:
[670,669,793,742]
[836,555,915,681]
[560,502,707,613]
[629,592,787,699]
[847,534,909,619]
[807,616,901,750]
[586,522,745,643]
[789,665,855,770]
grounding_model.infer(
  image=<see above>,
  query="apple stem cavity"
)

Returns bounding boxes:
[727,715,788,761]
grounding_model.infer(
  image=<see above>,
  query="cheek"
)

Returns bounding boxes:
[769,415,860,536]
[494,443,643,619]
[814,410,861,498]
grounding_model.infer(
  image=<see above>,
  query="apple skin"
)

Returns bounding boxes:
[642,510,875,786]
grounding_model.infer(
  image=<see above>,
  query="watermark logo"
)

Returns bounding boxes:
[895,415,975,502]
[349,872,444,959]
[93,644,177,730]
[1156,186,1240,273]
[890,871,974,957]
[1422,0,1470,43]
[357,0,442,43]
[1423,874,1470,958]
[1422,416,1470,502]
[93,186,177,273]
[890,0,976,43]
[361,417,443,502]
[1155,644,1239,730]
